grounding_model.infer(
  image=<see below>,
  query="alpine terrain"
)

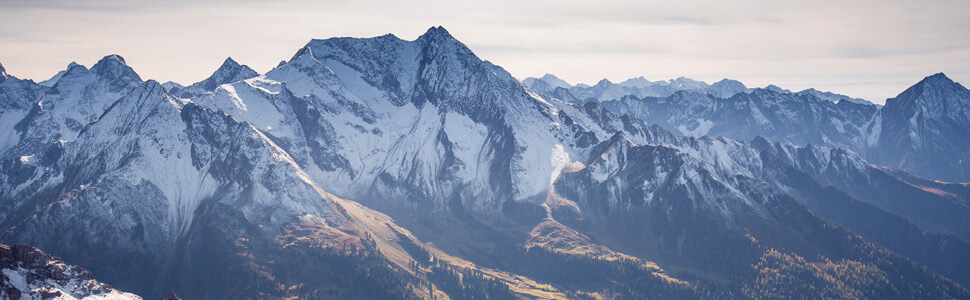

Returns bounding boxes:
[1,27,969,299]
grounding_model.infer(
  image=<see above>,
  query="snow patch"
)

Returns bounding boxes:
[677,119,714,137]
[0,110,28,154]
[549,144,583,187]
[443,112,488,180]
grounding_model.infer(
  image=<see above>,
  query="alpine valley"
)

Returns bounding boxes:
[2,27,970,299]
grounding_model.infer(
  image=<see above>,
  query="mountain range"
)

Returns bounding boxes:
[1,26,969,299]
[526,71,969,183]
[523,73,873,105]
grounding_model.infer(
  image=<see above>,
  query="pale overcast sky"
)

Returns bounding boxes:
[2,0,969,104]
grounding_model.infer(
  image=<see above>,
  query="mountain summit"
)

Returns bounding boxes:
[204,57,258,90]
[173,56,258,98]
[870,72,970,181]
[418,25,456,41]
[538,73,572,89]
[891,73,968,114]
[39,62,82,87]
[90,54,141,83]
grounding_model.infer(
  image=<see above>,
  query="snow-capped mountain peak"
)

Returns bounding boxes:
[417,25,456,42]
[91,54,135,76]
[888,72,969,122]
[522,74,572,96]
[860,72,970,182]
[905,72,967,100]
[921,72,960,86]
[711,78,746,89]
[0,62,7,81]
[539,73,572,89]
[2,54,143,158]
[38,62,82,87]
[764,84,791,94]
[172,56,259,98]
[668,76,706,89]
[618,76,651,88]
[89,54,142,89]
[221,56,241,67]
[414,26,479,64]
[198,56,258,90]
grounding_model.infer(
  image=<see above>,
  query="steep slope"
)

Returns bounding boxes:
[870,73,970,182]
[0,243,141,299]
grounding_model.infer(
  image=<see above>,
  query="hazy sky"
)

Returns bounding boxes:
[2,0,969,104]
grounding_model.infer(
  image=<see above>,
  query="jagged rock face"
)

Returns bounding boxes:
[0,243,141,299]
[870,73,970,182]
